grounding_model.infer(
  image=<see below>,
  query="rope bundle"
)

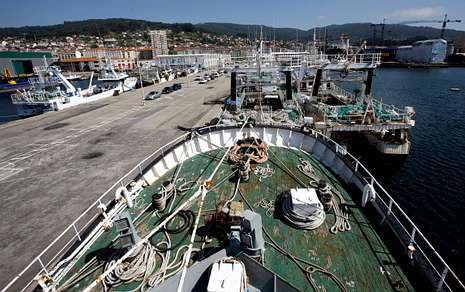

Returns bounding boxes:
[297,159,351,234]
[153,178,196,212]
[254,164,274,181]
[253,198,275,217]
[280,193,326,230]
[228,137,268,166]
[103,229,195,291]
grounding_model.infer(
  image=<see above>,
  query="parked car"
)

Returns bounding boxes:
[162,86,173,94]
[193,77,203,82]
[144,91,161,100]
[171,83,182,91]
[198,79,208,84]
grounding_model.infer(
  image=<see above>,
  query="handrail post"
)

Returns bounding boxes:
[72,223,82,241]
[380,199,393,225]
[409,227,416,245]
[37,257,48,274]
[436,266,449,291]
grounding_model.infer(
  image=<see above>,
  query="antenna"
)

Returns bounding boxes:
[324,26,327,53]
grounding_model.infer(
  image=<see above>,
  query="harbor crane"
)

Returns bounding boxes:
[398,14,461,39]
[370,18,386,45]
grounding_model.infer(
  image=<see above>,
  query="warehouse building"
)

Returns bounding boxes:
[0,51,53,77]
[395,39,447,64]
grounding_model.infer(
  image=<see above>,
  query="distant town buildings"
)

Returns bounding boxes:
[154,53,231,69]
[150,30,169,56]
[56,48,154,71]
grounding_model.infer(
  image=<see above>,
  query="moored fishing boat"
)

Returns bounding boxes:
[2,121,463,291]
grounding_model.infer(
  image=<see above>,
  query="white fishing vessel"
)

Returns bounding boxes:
[11,65,124,117]
[98,58,129,82]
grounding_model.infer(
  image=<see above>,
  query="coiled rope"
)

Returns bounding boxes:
[103,242,158,291]
[153,178,196,212]
[237,188,348,292]
[253,198,275,217]
[103,210,196,292]
[297,158,351,234]
[254,164,274,181]
[280,192,326,230]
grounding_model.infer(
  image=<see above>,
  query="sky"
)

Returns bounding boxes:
[1,0,464,31]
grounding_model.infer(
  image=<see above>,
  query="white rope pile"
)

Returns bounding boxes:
[329,190,351,234]
[153,178,196,212]
[280,193,326,230]
[103,243,157,291]
[253,198,275,217]
[297,158,351,234]
[102,230,194,291]
[254,164,274,182]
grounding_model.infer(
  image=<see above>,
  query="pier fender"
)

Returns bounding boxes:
[362,184,376,207]
[115,186,133,208]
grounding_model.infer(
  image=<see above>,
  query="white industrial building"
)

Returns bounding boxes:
[395,39,448,64]
[154,53,231,69]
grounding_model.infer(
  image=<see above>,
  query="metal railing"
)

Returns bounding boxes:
[326,53,382,66]
[305,127,463,291]
[10,90,67,105]
[1,132,191,292]
[2,124,462,292]
[33,66,61,74]
[319,84,413,124]
[322,83,356,100]
[28,77,62,87]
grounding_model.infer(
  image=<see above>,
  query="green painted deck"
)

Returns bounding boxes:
[58,146,414,291]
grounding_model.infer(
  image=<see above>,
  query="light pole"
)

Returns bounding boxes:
[138,59,145,106]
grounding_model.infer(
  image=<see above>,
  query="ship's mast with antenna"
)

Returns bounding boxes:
[258,26,263,121]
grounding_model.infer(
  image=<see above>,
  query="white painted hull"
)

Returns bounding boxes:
[16,88,119,117]
[365,133,411,155]
[122,77,137,92]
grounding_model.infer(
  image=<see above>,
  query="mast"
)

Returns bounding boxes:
[258,26,263,121]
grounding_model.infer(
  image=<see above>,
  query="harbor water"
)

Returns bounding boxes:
[371,68,465,277]
[0,68,464,276]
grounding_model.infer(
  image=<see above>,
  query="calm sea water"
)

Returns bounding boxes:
[0,68,464,277]
[371,68,465,277]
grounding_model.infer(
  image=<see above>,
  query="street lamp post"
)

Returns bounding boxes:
[138,59,145,106]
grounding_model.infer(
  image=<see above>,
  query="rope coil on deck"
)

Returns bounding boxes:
[153,178,196,212]
[297,158,351,234]
[280,192,326,230]
[254,164,274,181]
[237,188,348,292]
[228,137,268,166]
[253,198,275,217]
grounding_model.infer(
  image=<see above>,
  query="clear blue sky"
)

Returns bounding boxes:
[1,0,464,30]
